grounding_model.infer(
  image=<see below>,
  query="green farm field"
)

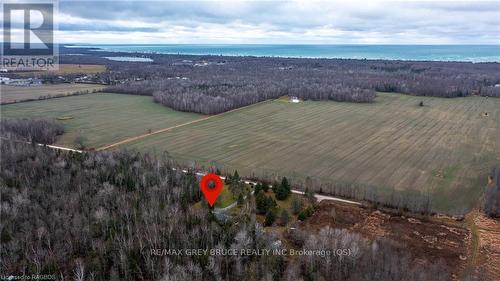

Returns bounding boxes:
[0,83,106,104]
[0,93,203,149]
[120,93,500,213]
[1,92,498,212]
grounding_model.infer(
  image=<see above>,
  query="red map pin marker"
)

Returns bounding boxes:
[200,173,224,207]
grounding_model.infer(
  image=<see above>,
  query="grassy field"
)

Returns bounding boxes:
[0,83,106,104]
[120,93,500,213]
[1,91,498,212]
[0,93,203,149]
[11,64,106,77]
[215,185,235,208]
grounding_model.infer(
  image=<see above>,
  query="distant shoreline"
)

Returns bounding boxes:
[62,44,500,63]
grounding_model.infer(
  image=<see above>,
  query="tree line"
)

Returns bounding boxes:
[480,86,500,98]
[110,76,375,115]
[59,51,500,114]
[484,166,500,217]
[0,118,64,144]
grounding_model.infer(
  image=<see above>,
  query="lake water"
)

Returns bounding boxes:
[67,44,500,62]
[104,56,154,62]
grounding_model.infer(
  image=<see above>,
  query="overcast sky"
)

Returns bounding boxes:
[5,0,500,44]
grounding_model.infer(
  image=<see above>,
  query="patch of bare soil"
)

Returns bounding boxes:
[303,201,470,280]
[474,212,500,280]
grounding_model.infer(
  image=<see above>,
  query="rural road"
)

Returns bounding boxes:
[3,138,362,207]
[96,116,213,151]
[96,99,273,151]
[0,137,83,152]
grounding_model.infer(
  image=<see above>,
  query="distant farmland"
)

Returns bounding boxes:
[11,64,106,76]
[1,92,498,213]
[0,93,203,148]
[0,83,106,104]
[120,93,500,213]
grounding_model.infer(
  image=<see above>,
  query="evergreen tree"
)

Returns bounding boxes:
[272,181,279,194]
[256,193,276,214]
[264,208,277,226]
[298,210,307,221]
[233,170,240,182]
[297,206,316,221]
[254,183,262,194]
[261,182,269,193]
[256,192,269,214]
[275,177,291,200]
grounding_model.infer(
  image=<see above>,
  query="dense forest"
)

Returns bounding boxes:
[147,78,374,114]
[0,118,64,144]
[106,67,377,114]
[1,140,457,280]
[287,227,450,281]
[0,140,281,280]
[57,48,500,114]
[0,119,454,280]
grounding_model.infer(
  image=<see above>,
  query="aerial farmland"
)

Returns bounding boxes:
[3,90,498,213]
[1,93,203,148]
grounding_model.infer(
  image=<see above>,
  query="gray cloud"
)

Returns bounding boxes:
[53,0,500,44]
